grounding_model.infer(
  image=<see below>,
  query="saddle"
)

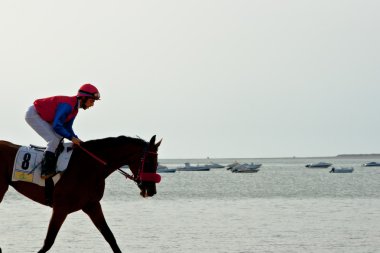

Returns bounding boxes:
[12,143,74,187]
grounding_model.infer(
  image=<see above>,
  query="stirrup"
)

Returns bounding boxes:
[41,170,56,179]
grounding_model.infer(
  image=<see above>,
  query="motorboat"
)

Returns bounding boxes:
[226,161,240,170]
[205,162,224,169]
[157,168,176,173]
[176,162,210,171]
[157,164,176,173]
[329,167,354,173]
[305,162,332,168]
[361,162,380,167]
[231,163,261,173]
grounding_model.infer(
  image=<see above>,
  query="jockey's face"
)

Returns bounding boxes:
[80,97,95,110]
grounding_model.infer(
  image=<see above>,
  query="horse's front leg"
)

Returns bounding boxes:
[82,202,122,253]
[38,209,67,253]
[0,173,9,204]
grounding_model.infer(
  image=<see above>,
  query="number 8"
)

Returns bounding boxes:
[22,153,31,170]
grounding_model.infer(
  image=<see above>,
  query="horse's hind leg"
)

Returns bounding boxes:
[82,202,122,253]
[38,209,67,253]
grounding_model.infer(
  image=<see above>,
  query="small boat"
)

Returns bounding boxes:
[226,161,240,170]
[231,163,261,173]
[205,162,224,169]
[157,164,176,173]
[361,162,380,167]
[176,162,210,171]
[329,167,354,173]
[305,162,332,168]
[157,168,176,173]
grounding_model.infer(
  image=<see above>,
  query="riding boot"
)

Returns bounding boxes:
[41,151,57,179]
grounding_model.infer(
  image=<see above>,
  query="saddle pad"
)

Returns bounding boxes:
[12,143,74,187]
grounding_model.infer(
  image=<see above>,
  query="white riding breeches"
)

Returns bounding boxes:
[25,105,63,153]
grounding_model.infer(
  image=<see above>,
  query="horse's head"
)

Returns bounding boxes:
[131,135,162,198]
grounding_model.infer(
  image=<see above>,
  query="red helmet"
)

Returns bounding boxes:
[77,83,100,100]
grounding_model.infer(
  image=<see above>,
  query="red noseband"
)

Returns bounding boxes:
[140,172,161,183]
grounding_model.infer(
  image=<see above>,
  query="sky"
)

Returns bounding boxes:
[1,0,380,159]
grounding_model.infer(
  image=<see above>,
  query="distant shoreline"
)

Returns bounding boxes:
[159,154,380,160]
[335,154,380,158]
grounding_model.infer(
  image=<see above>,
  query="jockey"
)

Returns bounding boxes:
[25,84,100,179]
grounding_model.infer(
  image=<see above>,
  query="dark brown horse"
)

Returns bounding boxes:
[0,135,162,253]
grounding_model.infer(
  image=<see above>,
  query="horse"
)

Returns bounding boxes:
[0,135,162,253]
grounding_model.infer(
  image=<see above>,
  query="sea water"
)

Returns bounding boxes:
[0,157,379,253]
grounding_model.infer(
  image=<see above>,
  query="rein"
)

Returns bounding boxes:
[78,145,107,166]
[77,144,160,184]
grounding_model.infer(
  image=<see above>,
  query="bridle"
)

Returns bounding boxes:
[78,144,161,184]
[118,150,161,184]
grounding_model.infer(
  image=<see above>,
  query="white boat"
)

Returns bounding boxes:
[231,163,261,173]
[205,162,224,169]
[305,162,332,168]
[329,167,354,173]
[157,168,176,173]
[226,161,240,170]
[361,162,380,167]
[157,164,176,173]
[176,162,210,171]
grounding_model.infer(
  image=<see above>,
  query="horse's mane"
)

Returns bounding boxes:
[82,136,147,151]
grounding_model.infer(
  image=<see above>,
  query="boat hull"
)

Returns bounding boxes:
[232,169,259,173]
[177,168,210,171]
[329,167,354,173]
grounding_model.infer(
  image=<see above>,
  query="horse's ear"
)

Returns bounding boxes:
[156,138,162,148]
[149,135,156,146]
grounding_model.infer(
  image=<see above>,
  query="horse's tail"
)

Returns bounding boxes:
[0,141,17,202]
[0,140,20,182]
